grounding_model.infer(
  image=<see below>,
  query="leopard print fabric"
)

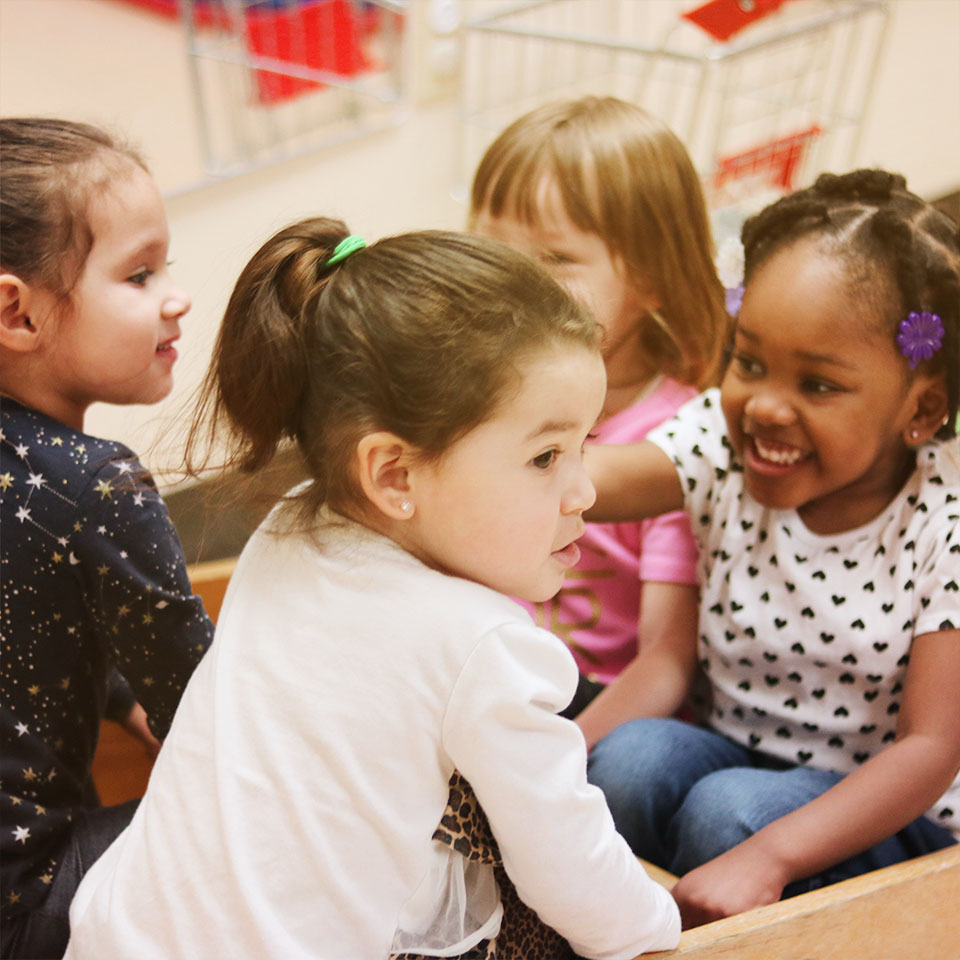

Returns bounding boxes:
[390,771,575,960]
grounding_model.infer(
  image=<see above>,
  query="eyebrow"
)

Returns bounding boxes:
[117,235,168,266]
[524,419,579,442]
[735,326,859,370]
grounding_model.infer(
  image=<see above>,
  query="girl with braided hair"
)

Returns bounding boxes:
[584,169,960,927]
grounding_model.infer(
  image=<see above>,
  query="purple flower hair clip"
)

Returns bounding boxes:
[725,284,745,318]
[896,311,944,369]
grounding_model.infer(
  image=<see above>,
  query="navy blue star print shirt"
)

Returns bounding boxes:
[1,398,213,920]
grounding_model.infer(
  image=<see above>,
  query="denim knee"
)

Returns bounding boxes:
[668,765,844,875]
[588,719,750,862]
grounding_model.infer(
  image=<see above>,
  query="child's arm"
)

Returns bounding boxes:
[585,440,684,523]
[445,623,681,955]
[577,581,699,749]
[79,459,212,738]
[671,626,960,928]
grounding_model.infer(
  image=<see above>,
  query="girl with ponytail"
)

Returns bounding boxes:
[65,218,681,959]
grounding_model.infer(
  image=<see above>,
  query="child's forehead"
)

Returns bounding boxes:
[85,166,169,257]
[753,238,894,330]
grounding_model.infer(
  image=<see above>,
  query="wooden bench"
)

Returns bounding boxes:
[93,558,960,954]
[639,845,960,958]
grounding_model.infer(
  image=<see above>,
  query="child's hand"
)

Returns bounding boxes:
[670,841,791,928]
[123,702,162,760]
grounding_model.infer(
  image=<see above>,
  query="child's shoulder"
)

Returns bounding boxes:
[919,437,960,486]
[647,388,732,469]
[1,398,152,509]
[909,439,960,534]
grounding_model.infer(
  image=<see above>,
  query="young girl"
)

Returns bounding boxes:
[0,118,212,957]
[469,96,729,740]
[583,169,960,928]
[63,219,681,959]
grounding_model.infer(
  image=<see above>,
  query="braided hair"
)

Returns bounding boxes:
[741,170,960,438]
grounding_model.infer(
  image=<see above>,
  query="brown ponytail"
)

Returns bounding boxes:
[186,218,599,528]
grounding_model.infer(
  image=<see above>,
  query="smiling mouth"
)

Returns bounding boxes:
[751,437,809,466]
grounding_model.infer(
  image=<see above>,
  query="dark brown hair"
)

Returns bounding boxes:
[742,169,960,437]
[469,96,729,389]
[0,117,148,300]
[186,218,599,525]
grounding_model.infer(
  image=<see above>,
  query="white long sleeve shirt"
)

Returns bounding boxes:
[66,514,679,959]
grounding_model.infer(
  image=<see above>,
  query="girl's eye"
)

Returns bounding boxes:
[801,379,839,395]
[733,353,763,377]
[127,269,152,286]
[531,449,558,470]
[543,251,574,267]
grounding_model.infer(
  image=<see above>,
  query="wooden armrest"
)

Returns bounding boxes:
[639,844,960,959]
[640,858,678,891]
[187,557,238,624]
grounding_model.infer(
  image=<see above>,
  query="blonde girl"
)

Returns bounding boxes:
[470,96,729,741]
[64,219,680,959]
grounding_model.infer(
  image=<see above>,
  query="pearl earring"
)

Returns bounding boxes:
[399,500,413,514]
[909,428,920,442]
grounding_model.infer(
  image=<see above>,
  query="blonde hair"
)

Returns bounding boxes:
[469,96,728,388]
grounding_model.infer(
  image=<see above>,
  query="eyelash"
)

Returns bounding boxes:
[733,352,762,377]
[127,260,173,286]
[532,449,558,470]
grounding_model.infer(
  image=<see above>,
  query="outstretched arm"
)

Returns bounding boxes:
[671,627,960,928]
[577,581,699,750]
[585,441,684,524]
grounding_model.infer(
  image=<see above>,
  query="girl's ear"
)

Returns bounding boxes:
[355,431,418,519]
[903,373,949,446]
[0,274,41,352]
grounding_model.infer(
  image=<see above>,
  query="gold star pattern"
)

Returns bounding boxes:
[22,767,38,781]
[59,677,70,690]
[40,873,53,885]
[52,552,63,564]
[94,479,113,499]
[117,605,130,617]
[0,472,13,491]
[7,891,21,906]
[10,796,22,806]
[51,436,63,446]
[27,685,39,696]
[97,564,109,576]
[143,613,154,625]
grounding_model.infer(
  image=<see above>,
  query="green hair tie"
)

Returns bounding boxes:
[325,235,366,268]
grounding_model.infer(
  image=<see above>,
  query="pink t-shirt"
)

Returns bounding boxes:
[517,378,700,684]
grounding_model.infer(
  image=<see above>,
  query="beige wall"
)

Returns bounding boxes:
[1,0,958,483]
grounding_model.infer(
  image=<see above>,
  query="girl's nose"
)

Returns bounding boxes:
[162,287,191,320]
[563,459,597,514]
[744,389,796,427]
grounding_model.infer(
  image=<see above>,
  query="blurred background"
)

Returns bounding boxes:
[2,0,958,558]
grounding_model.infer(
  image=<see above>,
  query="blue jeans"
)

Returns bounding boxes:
[587,718,957,897]
[1,800,138,960]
